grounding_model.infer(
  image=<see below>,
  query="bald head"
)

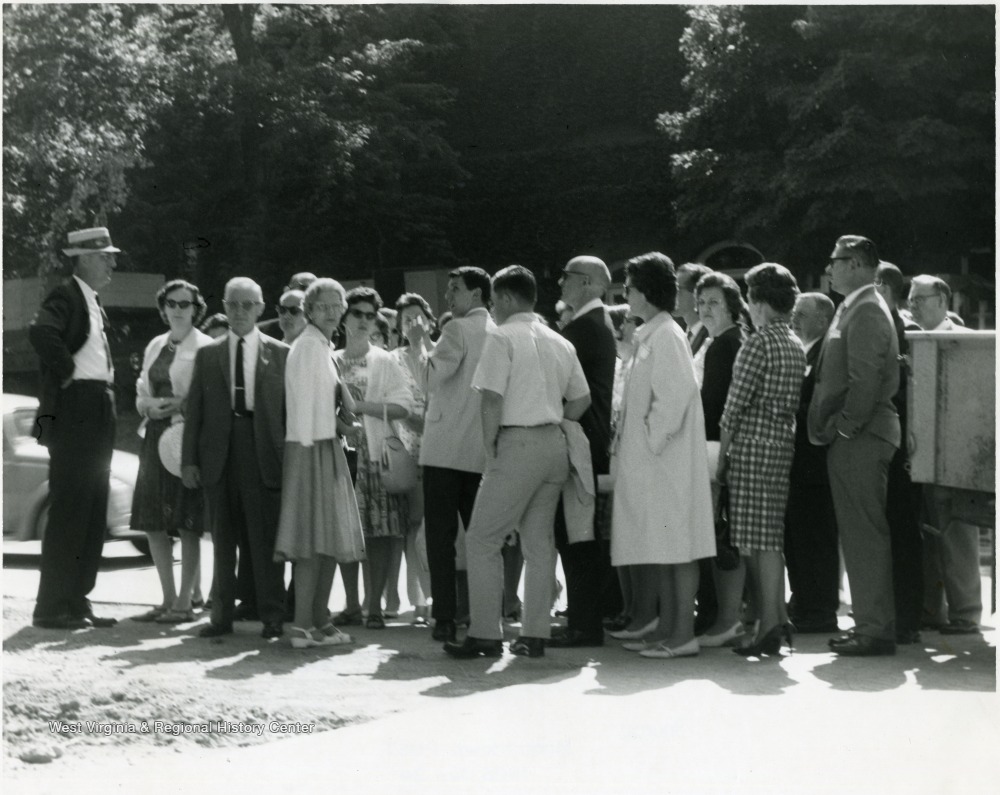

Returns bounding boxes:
[791,292,835,346]
[559,255,611,312]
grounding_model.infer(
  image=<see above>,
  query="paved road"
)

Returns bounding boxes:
[4,541,998,795]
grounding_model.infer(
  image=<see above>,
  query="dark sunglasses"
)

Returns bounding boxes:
[164,299,194,309]
[348,308,377,321]
[276,304,303,316]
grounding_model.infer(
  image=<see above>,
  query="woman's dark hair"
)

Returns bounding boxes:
[370,314,390,346]
[199,312,229,335]
[624,252,677,312]
[695,272,747,324]
[449,266,492,307]
[157,279,208,326]
[745,262,799,314]
[607,304,630,333]
[395,292,437,342]
[345,286,383,311]
[492,265,537,305]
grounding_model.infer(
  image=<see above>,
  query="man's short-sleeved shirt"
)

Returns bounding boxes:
[472,311,589,426]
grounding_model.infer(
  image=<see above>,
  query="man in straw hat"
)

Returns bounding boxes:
[29,227,121,630]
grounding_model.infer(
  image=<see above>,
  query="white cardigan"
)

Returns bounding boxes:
[284,324,339,446]
[135,327,213,433]
[335,345,412,461]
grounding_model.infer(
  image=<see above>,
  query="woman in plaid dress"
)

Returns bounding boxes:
[718,263,805,656]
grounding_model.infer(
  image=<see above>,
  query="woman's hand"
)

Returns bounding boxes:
[147,397,184,420]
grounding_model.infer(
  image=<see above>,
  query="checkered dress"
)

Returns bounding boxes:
[720,321,806,552]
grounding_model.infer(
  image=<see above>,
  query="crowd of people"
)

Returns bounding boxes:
[28,226,986,660]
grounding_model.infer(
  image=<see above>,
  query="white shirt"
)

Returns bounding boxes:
[71,275,114,382]
[284,324,338,445]
[228,327,260,411]
[571,297,605,322]
[472,312,589,426]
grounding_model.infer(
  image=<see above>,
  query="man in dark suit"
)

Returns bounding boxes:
[547,256,618,648]
[182,277,289,639]
[29,227,121,630]
[808,235,900,656]
[785,292,839,633]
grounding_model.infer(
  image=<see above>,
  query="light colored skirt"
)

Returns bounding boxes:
[274,440,366,563]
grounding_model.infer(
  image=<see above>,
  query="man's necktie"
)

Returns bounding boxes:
[235,336,247,413]
[95,295,114,376]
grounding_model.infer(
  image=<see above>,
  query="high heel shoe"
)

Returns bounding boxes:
[608,618,658,640]
[734,623,794,657]
[696,621,744,648]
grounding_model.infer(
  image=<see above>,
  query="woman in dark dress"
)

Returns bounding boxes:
[131,280,212,623]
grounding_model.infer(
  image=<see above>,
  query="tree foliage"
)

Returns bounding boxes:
[659,5,995,274]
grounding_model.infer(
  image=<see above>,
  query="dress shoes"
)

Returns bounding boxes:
[546,629,604,648]
[940,620,980,635]
[896,629,922,645]
[696,621,745,648]
[830,635,896,656]
[510,637,546,657]
[443,636,503,659]
[233,602,259,622]
[261,622,284,640]
[198,622,234,638]
[32,615,90,630]
[432,619,457,643]
[77,614,118,628]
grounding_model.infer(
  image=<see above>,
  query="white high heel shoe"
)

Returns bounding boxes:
[696,621,745,648]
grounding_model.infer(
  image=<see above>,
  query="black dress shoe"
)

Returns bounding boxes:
[233,603,259,622]
[443,636,503,658]
[940,620,980,635]
[199,623,234,638]
[831,635,896,656]
[510,636,546,657]
[261,622,284,639]
[432,619,457,642]
[81,614,118,628]
[896,629,921,645]
[546,629,604,648]
[32,616,89,630]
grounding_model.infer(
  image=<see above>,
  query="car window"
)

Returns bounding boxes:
[10,408,37,442]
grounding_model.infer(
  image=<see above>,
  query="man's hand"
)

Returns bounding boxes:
[181,465,201,489]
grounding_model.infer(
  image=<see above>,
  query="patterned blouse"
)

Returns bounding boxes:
[391,346,427,458]
[719,320,805,446]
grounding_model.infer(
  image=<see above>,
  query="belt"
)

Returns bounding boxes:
[69,379,114,389]
[233,411,255,419]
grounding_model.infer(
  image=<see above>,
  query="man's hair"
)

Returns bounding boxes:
[836,235,879,270]
[677,262,714,292]
[875,261,907,302]
[797,292,836,323]
[694,271,746,324]
[492,265,536,306]
[448,266,491,306]
[224,276,262,300]
[745,262,799,314]
[910,274,952,302]
[624,252,677,312]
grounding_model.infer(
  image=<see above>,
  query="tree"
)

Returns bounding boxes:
[659,5,995,275]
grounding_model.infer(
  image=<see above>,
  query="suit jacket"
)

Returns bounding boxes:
[808,286,900,447]
[791,338,828,486]
[561,305,616,475]
[418,307,496,472]
[182,334,289,488]
[28,278,100,446]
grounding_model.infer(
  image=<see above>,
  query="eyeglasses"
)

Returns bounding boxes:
[311,302,344,314]
[828,256,853,266]
[348,308,377,321]
[276,304,303,316]
[164,299,194,310]
[909,294,939,305]
[223,300,262,312]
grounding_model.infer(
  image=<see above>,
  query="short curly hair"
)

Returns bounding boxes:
[345,286,383,312]
[624,252,677,313]
[745,262,799,314]
[156,279,208,326]
[395,292,437,340]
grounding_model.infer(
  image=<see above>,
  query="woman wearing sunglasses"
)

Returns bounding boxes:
[131,279,212,624]
[332,287,412,630]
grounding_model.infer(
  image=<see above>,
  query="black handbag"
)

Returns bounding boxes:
[714,484,741,571]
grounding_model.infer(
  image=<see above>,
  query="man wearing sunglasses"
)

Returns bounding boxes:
[259,272,316,341]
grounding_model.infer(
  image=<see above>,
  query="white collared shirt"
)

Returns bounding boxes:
[71,275,114,382]
[571,297,605,322]
[228,327,260,411]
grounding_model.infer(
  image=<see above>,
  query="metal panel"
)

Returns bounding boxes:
[907,330,996,492]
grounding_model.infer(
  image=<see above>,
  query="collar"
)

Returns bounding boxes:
[931,317,954,331]
[501,311,537,326]
[687,320,704,338]
[840,283,872,311]
[571,297,605,321]
[228,326,261,345]
[462,306,489,320]
[802,336,820,355]
[72,274,99,304]
[634,311,671,341]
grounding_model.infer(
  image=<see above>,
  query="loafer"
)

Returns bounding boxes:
[443,636,503,659]
[79,614,118,628]
[546,629,604,648]
[32,616,89,630]
[830,635,896,656]
[261,622,284,639]
[510,636,545,657]
[233,603,259,622]
[199,622,234,638]
[940,620,980,635]
[432,619,457,642]
[332,609,363,627]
